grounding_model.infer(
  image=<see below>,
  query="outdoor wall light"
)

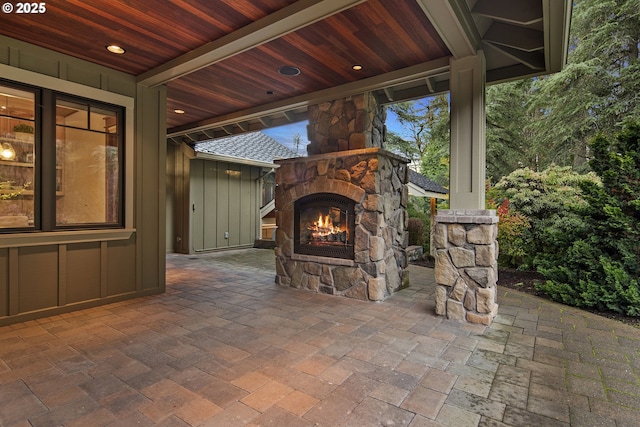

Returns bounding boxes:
[1,143,16,161]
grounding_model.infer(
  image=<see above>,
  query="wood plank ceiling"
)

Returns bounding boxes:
[0,0,571,143]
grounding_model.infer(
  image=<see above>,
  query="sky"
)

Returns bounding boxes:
[263,109,406,154]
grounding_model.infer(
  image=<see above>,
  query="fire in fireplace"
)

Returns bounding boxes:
[294,193,355,259]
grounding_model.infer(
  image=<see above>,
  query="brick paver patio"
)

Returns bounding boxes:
[1,248,639,426]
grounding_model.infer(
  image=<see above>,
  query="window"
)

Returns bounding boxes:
[55,97,122,227]
[262,171,275,207]
[0,80,124,231]
[0,83,36,229]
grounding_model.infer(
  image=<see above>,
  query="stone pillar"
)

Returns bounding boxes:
[435,52,496,325]
[433,210,499,325]
[449,51,486,210]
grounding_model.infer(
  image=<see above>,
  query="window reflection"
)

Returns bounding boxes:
[0,85,36,229]
[56,98,121,226]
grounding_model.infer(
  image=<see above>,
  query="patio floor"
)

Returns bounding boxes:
[1,248,639,426]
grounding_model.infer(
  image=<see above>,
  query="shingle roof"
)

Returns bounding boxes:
[194,131,298,164]
[408,169,448,194]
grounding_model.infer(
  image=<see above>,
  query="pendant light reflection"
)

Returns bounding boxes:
[1,143,16,161]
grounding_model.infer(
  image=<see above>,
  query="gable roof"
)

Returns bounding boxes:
[408,169,448,199]
[195,131,298,165]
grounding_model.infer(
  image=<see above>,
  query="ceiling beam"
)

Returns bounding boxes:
[258,117,272,127]
[202,129,216,139]
[425,77,435,93]
[483,22,544,52]
[167,57,450,138]
[137,0,367,86]
[283,111,296,122]
[483,41,545,70]
[415,0,480,58]
[383,87,394,102]
[472,0,542,26]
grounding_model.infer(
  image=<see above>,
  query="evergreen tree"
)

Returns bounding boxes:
[537,122,640,316]
[526,0,640,171]
[387,95,450,186]
[292,133,302,155]
[486,79,538,181]
[484,0,640,180]
[384,130,418,164]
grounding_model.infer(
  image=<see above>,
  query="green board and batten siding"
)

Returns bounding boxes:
[0,36,166,325]
[190,159,260,252]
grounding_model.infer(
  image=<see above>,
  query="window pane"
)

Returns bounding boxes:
[56,100,120,226]
[0,85,35,229]
[90,107,117,133]
[56,100,88,127]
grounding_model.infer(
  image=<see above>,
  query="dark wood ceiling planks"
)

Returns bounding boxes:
[0,0,299,74]
[165,0,449,128]
[0,0,570,141]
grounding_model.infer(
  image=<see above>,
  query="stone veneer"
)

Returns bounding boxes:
[433,210,499,325]
[306,92,385,154]
[274,148,410,301]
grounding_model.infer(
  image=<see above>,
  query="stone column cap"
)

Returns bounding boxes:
[274,147,409,164]
[435,209,498,224]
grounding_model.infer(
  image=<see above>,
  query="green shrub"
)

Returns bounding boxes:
[407,217,426,248]
[536,121,640,316]
[407,195,433,253]
[488,165,597,270]
[487,198,530,268]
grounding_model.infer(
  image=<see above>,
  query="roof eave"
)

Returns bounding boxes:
[194,152,280,169]
[408,182,449,199]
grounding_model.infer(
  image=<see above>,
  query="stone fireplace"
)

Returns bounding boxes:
[294,193,355,260]
[274,93,410,301]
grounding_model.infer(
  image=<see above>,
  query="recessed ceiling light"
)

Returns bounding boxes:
[278,66,301,76]
[106,45,125,54]
[266,90,274,95]
[174,109,185,114]
[352,65,363,71]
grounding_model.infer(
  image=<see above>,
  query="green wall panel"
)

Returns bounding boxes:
[18,246,58,313]
[203,161,218,250]
[0,249,7,317]
[107,236,136,296]
[66,242,101,304]
[190,159,261,251]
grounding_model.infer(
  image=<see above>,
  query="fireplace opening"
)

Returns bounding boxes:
[294,193,355,259]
